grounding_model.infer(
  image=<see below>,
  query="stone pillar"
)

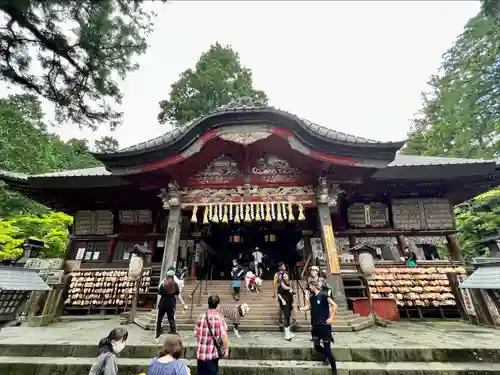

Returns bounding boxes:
[159,182,182,281]
[317,202,347,307]
[445,234,465,264]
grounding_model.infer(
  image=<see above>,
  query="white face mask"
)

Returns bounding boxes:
[111,340,126,354]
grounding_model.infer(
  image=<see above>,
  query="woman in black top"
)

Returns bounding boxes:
[277,272,295,341]
[156,270,187,339]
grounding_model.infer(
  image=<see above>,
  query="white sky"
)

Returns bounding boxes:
[8,1,483,148]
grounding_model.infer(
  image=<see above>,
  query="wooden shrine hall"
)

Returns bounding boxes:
[1,97,499,314]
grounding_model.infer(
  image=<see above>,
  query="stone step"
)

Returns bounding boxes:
[137,314,363,324]
[3,356,500,375]
[3,342,500,363]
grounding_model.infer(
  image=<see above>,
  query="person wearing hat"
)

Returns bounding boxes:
[155,268,188,340]
[299,280,338,375]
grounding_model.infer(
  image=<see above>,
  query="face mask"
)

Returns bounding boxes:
[111,340,126,354]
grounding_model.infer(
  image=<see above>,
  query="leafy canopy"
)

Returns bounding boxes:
[455,188,500,262]
[0,93,100,216]
[0,0,164,130]
[0,211,73,262]
[158,42,268,126]
[404,13,500,159]
[94,135,120,153]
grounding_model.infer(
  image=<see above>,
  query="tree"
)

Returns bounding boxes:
[482,0,500,19]
[0,212,73,261]
[0,0,164,130]
[94,136,120,153]
[404,13,500,159]
[455,188,500,262]
[0,94,99,216]
[158,42,268,126]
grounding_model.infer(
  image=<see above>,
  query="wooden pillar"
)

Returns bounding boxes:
[445,234,465,263]
[317,203,347,307]
[160,206,182,281]
[396,235,406,259]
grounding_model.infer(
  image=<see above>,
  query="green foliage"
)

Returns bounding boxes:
[158,42,268,126]
[0,94,100,216]
[481,0,500,19]
[0,0,165,130]
[404,14,500,159]
[0,219,23,262]
[0,212,73,261]
[455,188,500,262]
[94,136,120,153]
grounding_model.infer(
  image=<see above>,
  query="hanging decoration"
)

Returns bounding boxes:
[298,204,306,221]
[234,205,241,224]
[222,205,229,223]
[202,205,209,224]
[255,203,262,221]
[276,203,283,222]
[193,202,309,224]
[288,203,295,221]
[191,205,198,223]
[244,204,252,223]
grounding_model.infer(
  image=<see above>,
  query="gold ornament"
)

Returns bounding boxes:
[222,205,229,223]
[234,205,241,223]
[288,203,295,221]
[265,203,272,222]
[255,203,262,221]
[298,204,306,221]
[277,203,283,222]
[202,205,209,224]
[244,204,252,223]
[191,205,198,223]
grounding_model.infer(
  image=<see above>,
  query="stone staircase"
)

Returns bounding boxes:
[135,279,373,332]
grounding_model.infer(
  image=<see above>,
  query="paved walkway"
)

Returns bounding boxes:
[1,317,500,348]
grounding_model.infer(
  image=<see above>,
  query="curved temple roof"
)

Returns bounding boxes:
[92,97,406,166]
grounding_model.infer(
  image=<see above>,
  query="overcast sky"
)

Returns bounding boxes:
[21,1,484,148]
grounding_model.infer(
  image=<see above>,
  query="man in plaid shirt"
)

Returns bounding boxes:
[194,295,229,375]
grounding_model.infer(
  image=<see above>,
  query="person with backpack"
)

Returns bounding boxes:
[156,269,188,340]
[88,328,128,375]
[194,295,229,375]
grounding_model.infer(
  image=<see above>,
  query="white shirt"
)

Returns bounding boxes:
[252,251,263,263]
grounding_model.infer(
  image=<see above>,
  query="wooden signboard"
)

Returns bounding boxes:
[322,224,340,274]
[391,198,454,230]
[347,202,388,228]
[74,210,113,235]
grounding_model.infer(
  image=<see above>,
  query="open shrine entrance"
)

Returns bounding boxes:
[199,220,304,280]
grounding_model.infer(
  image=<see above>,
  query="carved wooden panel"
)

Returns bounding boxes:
[251,153,302,184]
[391,198,454,230]
[187,154,241,185]
[391,199,424,230]
[421,198,454,229]
[347,202,388,228]
[119,210,152,225]
[74,211,113,235]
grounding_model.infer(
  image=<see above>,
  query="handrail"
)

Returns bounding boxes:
[189,275,206,320]
[301,254,312,278]
[295,277,309,320]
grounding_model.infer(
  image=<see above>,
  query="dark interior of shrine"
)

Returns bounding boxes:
[200,220,304,280]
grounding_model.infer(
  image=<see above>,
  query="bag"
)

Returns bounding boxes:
[205,313,225,358]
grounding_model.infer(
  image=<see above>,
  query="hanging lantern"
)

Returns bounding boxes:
[359,252,375,277]
[202,205,209,224]
[288,203,295,221]
[298,204,306,221]
[222,205,229,223]
[276,203,283,222]
[265,203,272,222]
[234,205,241,224]
[255,203,262,221]
[244,204,252,223]
[191,205,198,223]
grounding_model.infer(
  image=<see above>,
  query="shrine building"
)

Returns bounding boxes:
[1,98,499,315]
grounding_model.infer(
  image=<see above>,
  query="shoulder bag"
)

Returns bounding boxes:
[204,313,225,358]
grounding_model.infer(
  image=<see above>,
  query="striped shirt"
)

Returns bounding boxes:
[195,309,227,361]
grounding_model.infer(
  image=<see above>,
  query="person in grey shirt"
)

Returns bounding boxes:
[88,328,128,375]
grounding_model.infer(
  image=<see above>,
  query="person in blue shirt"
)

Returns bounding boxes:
[148,333,190,375]
[231,259,244,301]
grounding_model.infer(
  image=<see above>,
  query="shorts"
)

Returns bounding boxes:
[311,325,334,344]
[232,281,241,288]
